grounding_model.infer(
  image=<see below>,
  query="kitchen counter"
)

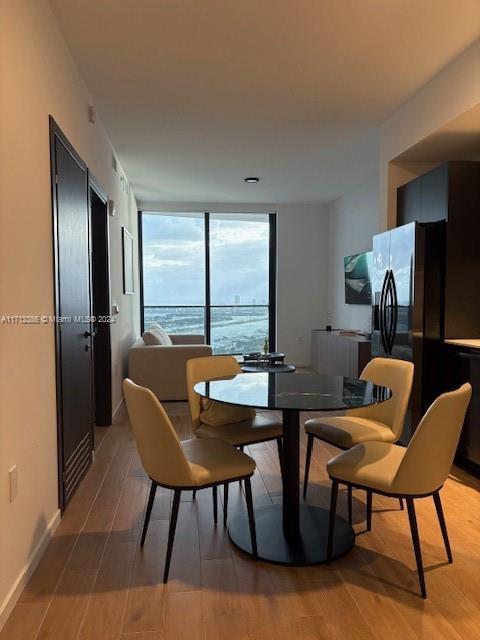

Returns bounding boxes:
[444,339,480,350]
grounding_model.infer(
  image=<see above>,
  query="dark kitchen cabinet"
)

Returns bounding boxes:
[443,344,480,473]
[397,178,421,225]
[419,164,447,223]
[397,161,480,339]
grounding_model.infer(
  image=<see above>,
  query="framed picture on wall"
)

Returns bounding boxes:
[122,227,134,294]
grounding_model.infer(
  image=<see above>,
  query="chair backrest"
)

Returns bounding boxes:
[349,357,414,440]
[394,383,471,495]
[186,355,242,428]
[123,378,194,486]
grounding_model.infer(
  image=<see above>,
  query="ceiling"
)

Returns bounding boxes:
[49,0,480,204]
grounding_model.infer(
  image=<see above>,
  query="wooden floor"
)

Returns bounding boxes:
[3,402,480,640]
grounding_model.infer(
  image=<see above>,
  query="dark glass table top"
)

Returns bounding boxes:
[194,372,391,412]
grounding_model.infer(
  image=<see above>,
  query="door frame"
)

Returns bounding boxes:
[89,176,113,426]
[49,116,93,511]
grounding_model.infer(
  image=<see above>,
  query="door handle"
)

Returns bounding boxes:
[379,270,389,354]
[84,330,97,338]
[388,271,398,354]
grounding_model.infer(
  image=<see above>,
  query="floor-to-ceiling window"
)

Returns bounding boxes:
[140,212,276,354]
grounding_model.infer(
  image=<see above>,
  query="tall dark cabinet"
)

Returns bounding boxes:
[397,161,480,339]
[397,161,480,471]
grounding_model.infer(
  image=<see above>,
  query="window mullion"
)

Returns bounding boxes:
[204,212,211,344]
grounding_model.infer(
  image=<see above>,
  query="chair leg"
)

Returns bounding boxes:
[347,485,353,524]
[399,497,404,510]
[163,489,181,583]
[303,433,314,499]
[366,489,372,531]
[406,498,427,598]
[244,476,258,559]
[141,480,157,547]
[433,491,453,563]
[238,446,245,490]
[223,483,229,527]
[327,479,339,564]
[212,485,218,525]
[276,438,284,479]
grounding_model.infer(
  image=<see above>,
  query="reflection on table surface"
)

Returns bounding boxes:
[194,371,391,412]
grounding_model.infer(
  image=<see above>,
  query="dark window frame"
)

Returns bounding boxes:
[138,211,277,354]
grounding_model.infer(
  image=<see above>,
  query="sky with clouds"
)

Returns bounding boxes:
[142,213,269,306]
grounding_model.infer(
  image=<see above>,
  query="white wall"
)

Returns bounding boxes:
[276,204,330,365]
[0,0,139,624]
[326,176,379,332]
[138,201,330,365]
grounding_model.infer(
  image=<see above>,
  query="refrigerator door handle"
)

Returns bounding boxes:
[379,270,390,355]
[384,270,394,356]
[388,271,398,354]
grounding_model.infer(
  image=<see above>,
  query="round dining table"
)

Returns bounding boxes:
[194,371,391,566]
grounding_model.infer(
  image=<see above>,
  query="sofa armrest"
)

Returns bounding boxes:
[169,334,206,345]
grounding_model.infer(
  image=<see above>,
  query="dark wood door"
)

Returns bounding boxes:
[51,122,93,510]
[90,184,112,426]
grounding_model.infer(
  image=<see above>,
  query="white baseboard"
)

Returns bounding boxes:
[112,396,124,423]
[0,508,61,631]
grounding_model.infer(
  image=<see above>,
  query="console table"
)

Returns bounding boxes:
[311,330,371,378]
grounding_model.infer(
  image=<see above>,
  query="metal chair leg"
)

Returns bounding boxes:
[244,476,258,559]
[347,485,353,524]
[433,491,453,563]
[366,489,372,531]
[276,437,284,479]
[327,479,339,564]
[212,485,218,525]
[163,489,181,583]
[141,480,157,547]
[399,497,404,510]
[303,433,314,498]
[406,498,427,598]
[223,483,229,527]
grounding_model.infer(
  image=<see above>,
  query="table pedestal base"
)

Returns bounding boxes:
[228,504,355,565]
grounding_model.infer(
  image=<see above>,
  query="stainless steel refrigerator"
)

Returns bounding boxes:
[371,221,445,441]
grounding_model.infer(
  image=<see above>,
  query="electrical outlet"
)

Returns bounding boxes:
[9,466,18,502]
[298,336,304,345]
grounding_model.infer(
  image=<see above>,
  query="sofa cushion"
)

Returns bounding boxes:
[142,329,161,345]
[200,398,256,426]
[142,323,173,346]
[149,323,173,345]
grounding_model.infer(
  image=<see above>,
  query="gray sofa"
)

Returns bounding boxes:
[128,334,212,401]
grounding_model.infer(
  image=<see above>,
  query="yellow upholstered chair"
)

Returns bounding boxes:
[326,383,472,598]
[303,357,414,519]
[186,355,283,523]
[123,379,257,582]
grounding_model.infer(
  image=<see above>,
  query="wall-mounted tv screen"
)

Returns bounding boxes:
[344,251,372,305]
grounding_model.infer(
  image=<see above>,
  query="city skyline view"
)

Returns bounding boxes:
[141,213,271,353]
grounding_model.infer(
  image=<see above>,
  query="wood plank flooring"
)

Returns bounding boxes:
[2,402,480,640]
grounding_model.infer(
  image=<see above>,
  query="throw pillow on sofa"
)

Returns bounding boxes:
[142,323,173,346]
[200,398,256,426]
[148,323,173,345]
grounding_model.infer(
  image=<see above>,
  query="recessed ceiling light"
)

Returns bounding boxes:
[244,177,260,183]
